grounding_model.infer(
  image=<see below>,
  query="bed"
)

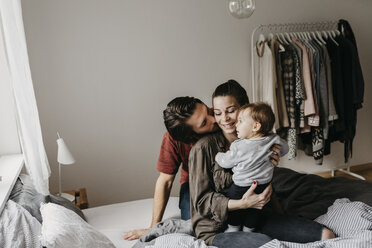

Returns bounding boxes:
[2,167,372,248]
[82,197,181,248]
[85,167,372,248]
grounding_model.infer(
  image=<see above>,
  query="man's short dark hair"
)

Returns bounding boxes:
[163,96,203,144]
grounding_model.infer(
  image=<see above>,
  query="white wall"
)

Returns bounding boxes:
[21,0,372,207]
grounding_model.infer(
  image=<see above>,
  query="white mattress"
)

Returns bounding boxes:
[83,197,181,248]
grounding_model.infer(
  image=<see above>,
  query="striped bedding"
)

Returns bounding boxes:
[263,231,372,248]
[262,198,372,247]
[133,198,372,248]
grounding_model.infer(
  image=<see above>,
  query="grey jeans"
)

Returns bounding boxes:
[212,231,272,248]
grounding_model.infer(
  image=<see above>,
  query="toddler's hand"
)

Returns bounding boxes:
[269,144,281,166]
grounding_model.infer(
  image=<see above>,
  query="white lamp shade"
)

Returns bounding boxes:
[57,138,75,165]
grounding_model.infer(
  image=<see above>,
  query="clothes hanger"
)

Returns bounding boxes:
[256,33,266,48]
[298,31,304,41]
[279,33,289,45]
[268,33,274,42]
[324,30,338,46]
[311,31,323,45]
[329,34,339,46]
[276,33,285,44]
[328,30,336,38]
[285,32,292,43]
[316,31,327,45]
[320,23,328,40]
[327,30,339,46]
[300,32,307,40]
[295,24,304,40]
[284,23,293,44]
[274,34,286,52]
[310,31,316,41]
[291,32,299,39]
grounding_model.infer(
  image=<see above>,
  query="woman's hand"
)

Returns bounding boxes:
[240,182,272,210]
[269,144,281,166]
[227,182,272,211]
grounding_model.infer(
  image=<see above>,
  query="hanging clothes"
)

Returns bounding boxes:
[291,40,305,129]
[254,19,364,165]
[280,44,297,159]
[273,39,289,129]
[326,35,345,134]
[306,39,321,128]
[325,21,364,162]
[255,34,280,131]
[324,45,338,122]
[292,38,316,119]
[339,20,364,110]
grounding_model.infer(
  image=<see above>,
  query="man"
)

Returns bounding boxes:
[123,96,218,240]
[123,95,281,240]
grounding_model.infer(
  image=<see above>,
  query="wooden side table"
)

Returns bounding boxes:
[63,188,89,209]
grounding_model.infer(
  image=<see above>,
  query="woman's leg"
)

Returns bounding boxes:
[256,211,324,243]
[212,231,273,248]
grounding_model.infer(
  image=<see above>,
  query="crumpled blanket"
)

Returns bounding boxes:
[133,199,372,248]
[0,200,41,248]
[272,167,372,220]
[262,231,372,248]
[132,219,216,248]
[261,199,372,248]
[145,233,217,248]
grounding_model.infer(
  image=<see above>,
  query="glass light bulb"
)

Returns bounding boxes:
[228,0,255,19]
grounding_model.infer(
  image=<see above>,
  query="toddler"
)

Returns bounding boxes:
[215,102,288,233]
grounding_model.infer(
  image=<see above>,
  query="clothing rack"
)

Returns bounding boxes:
[250,20,338,102]
[250,21,366,181]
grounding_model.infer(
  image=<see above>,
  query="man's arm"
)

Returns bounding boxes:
[123,172,175,241]
[124,132,182,241]
[150,172,176,227]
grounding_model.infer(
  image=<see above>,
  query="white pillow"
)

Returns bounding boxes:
[40,203,115,248]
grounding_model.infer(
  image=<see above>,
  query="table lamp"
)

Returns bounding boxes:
[57,132,75,201]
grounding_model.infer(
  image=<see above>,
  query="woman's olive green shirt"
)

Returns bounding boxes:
[189,132,233,245]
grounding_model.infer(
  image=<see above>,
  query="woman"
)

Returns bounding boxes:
[189,80,335,248]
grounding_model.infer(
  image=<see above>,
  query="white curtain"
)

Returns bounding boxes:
[0,0,50,194]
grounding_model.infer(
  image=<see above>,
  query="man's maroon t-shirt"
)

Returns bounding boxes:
[156,132,193,185]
